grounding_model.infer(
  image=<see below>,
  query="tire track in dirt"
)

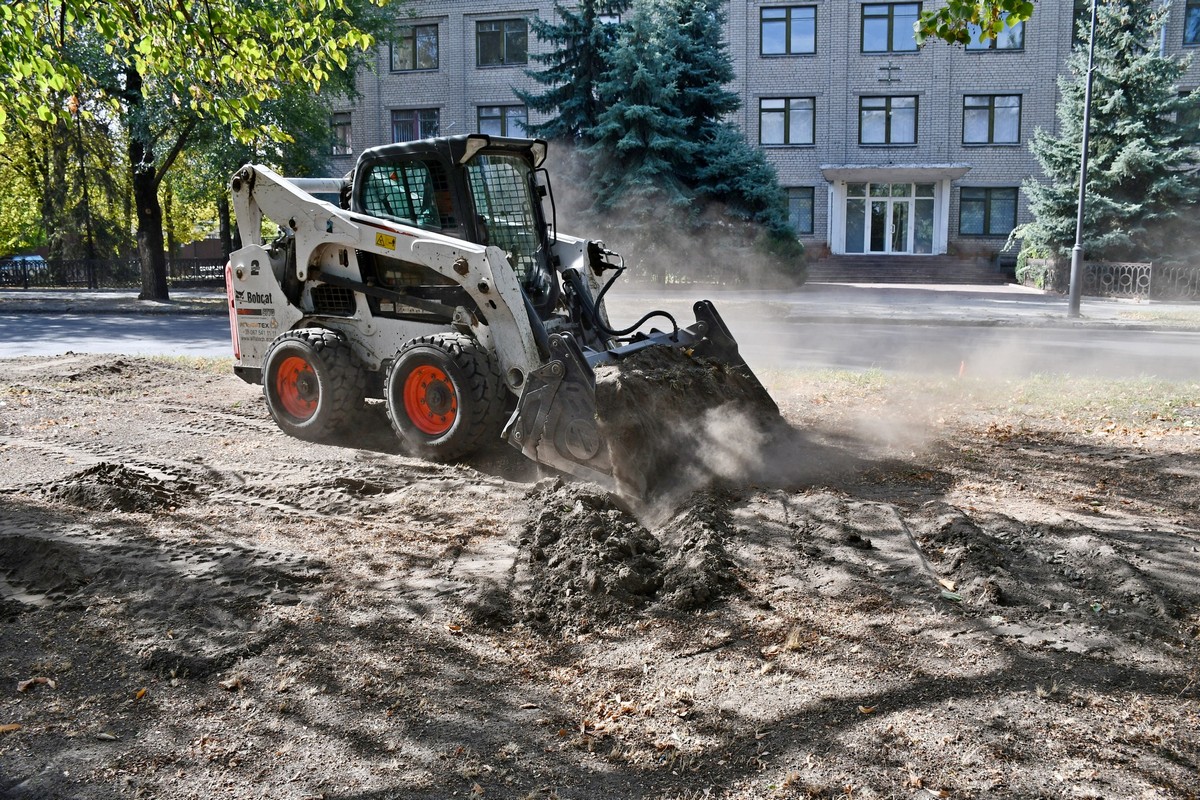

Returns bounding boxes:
[3,353,1199,799]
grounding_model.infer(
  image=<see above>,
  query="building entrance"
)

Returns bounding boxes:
[845,182,936,255]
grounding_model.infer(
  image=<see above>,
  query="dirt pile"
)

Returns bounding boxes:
[593,345,784,499]
[40,462,197,512]
[512,481,739,632]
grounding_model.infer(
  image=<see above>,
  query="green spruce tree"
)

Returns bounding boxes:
[1022,0,1200,263]
[664,0,796,251]
[664,0,739,144]
[584,1,695,218]
[516,0,628,142]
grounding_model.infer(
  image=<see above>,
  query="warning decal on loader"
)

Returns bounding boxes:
[375,232,397,251]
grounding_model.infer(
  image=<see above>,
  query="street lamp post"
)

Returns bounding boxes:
[1068,0,1100,318]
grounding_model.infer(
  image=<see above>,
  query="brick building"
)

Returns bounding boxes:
[329,1,1200,267]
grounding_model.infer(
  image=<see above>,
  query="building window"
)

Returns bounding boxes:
[391,109,439,142]
[1187,0,1200,46]
[477,19,528,67]
[331,112,352,155]
[960,187,1018,236]
[760,98,815,145]
[966,16,1024,50]
[391,24,438,71]
[788,187,815,235]
[761,6,817,55]
[963,95,1021,144]
[597,14,621,25]
[862,3,920,53]
[859,96,917,144]
[478,105,527,136]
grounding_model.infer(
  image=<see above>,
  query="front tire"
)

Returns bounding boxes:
[262,328,364,441]
[385,333,502,460]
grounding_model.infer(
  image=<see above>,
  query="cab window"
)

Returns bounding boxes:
[361,160,458,232]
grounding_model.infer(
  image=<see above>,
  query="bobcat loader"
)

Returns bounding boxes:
[226,134,773,493]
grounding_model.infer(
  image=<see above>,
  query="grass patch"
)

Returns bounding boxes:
[145,355,234,375]
[1116,310,1200,329]
[761,368,1200,431]
[998,375,1200,429]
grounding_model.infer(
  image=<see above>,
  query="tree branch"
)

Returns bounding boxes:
[152,117,197,189]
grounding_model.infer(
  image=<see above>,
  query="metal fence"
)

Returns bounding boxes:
[1021,258,1200,301]
[0,258,227,290]
[1083,261,1153,299]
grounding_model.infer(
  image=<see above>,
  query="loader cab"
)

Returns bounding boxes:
[351,135,557,314]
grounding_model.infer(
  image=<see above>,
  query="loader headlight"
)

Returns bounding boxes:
[529,140,547,167]
[459,135,490,164]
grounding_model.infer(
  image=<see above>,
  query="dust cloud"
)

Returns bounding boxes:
[545,144,802,288]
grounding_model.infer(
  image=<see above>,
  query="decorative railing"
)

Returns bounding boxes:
[1152,263,1200,301]
[1019,258,1200,301]
[0,258,226,290]
[1084,261,1152,299]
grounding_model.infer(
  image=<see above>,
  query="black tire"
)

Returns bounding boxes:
[262,328,365,441]
[384,333,503,460]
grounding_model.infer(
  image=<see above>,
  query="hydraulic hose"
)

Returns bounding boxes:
[591,263,678,340]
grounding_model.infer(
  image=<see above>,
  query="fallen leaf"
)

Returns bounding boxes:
[519,702,539,710]
[218,677,243,691]
[857,705,876,714]
[17,677,55,692]
[940,590,964,603]
[937,578,957,592]
[446,624,463,635]
[471,782,484,797]
[95,732,119,741]
[0,724,21,735]
[135,688,147,701]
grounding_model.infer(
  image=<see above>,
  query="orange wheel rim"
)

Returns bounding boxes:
[404,365,457,436]
[276,355,318,420]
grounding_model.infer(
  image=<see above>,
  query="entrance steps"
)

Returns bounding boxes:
[806,254,1010,284]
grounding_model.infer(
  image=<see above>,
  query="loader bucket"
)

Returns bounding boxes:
[503,301,781,498]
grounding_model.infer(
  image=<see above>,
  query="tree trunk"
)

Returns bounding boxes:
[124,66,170,301]
[218,197,233,260]
[131,159,170,300]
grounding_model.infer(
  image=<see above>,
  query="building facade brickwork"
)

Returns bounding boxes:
[330,0,1200,260]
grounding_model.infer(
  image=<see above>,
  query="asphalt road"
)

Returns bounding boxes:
[738,320,1200,380]
[0,313,232,359]
[3,310,1198,381]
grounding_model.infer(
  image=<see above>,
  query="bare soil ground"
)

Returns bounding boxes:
[1,354,1198,800]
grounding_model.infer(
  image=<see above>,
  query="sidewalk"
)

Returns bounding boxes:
[3,282,1199,330]
[0,288,226,315]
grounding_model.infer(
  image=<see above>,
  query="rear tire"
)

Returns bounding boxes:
[262,328,364,441]
[385,333,502,460]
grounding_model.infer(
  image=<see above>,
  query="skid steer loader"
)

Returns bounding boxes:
[226,134,774,493]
